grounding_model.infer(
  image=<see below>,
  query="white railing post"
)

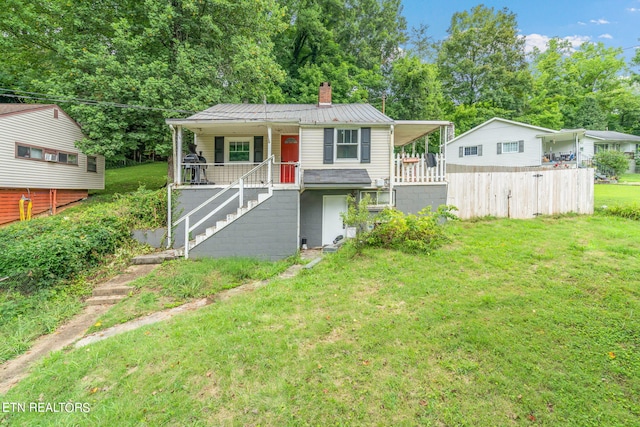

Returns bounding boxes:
[239,178,244,208]
[268,158,272,184]
[166,184,172,249]
[184,216,190,259]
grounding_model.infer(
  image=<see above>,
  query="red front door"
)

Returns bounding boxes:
[280,135,299,183]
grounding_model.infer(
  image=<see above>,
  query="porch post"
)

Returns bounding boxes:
[267,124,273,182]
[389,125,395,205]
[176,125,183,185]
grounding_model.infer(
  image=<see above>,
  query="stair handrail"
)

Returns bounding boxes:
[173,155,274,227]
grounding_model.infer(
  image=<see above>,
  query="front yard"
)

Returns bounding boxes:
[2,211,639,425]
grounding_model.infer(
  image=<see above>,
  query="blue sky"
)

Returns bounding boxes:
[401,0,640,60]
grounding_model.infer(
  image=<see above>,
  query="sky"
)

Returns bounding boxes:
[401,0,640,61]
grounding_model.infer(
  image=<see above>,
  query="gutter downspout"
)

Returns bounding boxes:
[176,125,183,185]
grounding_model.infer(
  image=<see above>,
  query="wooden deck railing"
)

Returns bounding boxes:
[393,153,446,184]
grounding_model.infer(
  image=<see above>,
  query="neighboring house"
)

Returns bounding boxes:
[0,104,105,224]
[445,117,587,169]
[166,83,453,259]
[584,130,639,173]
[445,117,639,173]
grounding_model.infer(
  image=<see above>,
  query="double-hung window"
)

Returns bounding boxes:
[464,146,478,156]
[336,129,359,160]
[501,142,519,153]
[228,140,251,162]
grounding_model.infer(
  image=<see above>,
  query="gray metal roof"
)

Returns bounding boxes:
[303,169,372,186]
[183,103,393,125]
[585,130,640,142]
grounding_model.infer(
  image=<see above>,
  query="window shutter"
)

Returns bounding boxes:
[214,136,224,163]
[519,140,525,153]
[478,145,483,156]
[360,128,371,163]
[324,128,334,164]
[459,147,464,157]
[254,136,263,163]
[497,143,502,155]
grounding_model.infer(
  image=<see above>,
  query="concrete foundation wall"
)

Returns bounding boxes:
[394,184,448,214]
[190,189,299,260]
[172,187,263,248]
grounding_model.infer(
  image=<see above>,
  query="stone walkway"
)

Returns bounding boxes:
[0,250,322,394]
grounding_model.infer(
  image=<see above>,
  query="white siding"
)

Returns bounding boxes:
[0,107,104,189]
[300,126,391,185]
[446,121,542,167]
[196,133,280,163]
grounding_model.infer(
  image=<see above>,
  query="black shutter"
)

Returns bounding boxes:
[478,145,483,156]
[497,143,502,155]
[519,140,525,153]
[360,128,371,163]
[214,136,224,163]
[254,136,263,163]
[324,128,334,164]
[459,147,464,157]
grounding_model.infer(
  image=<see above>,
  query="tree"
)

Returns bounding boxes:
[0,0,287,160]
[437,5,531,119]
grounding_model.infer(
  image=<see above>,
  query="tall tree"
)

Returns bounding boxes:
[0,0,287,160]
[437,4,531,127]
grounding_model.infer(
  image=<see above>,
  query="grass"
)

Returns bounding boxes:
[88,257,297,334]
[2,213,639,426]
[618,173,640,184]
[594,183,640,207]
[90,162,168,197]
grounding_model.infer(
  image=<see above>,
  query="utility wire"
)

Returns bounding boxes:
[0,88,196,114]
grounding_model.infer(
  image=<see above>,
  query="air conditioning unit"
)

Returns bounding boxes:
[44,153,58,162]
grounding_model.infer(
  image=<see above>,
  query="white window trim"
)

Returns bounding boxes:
[502,141,519,153]
[225,137,253,163]
[464,146,479,156]
[334,128,360,162]
[360,190,394,207]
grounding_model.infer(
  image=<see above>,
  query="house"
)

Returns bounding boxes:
[445,117,587,169]
[166,83,454,260]
[0,104,105,224]
[584,130,639,173]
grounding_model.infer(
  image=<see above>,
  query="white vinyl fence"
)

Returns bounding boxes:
[447,168,594,219]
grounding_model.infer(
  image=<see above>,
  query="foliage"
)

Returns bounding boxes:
[604,203,640,221]
[3,215,640,425]
[0,0,287,159]
[593,150,630,177]
[0,214,130,292]
[113,187,168,229]
[91,162,168,196]
[366,205,457,254]
[437,5,531,118]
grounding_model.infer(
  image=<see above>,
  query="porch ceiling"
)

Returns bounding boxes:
[537,129,585,144]
[394,121,452,146]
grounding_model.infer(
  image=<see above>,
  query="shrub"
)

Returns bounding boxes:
[0,214,130,292]
[605,203,640,221]
[593,150,630,177]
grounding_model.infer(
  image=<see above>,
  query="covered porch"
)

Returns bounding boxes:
[391,121,453,184]
[538,129,586,168]
[167,121,302,188]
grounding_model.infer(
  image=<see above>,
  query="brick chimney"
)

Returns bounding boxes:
[318,82,332,107]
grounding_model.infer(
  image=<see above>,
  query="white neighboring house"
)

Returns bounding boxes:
[585,130,640,173]
[445,117,587,168]
[0,104,105,224]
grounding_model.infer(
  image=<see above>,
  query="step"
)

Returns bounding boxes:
[247,200,258,209]
[226,213,236,222]
[131,251,178,265]
[92,286,132,297]
[205,226,216,237]
[258,192,270,203]
[216,219,227,229]
[237,206,248,216]
[85,295,127,306]
[195,234,207,245]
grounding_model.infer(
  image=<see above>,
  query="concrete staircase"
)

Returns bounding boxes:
[84,257,174,305]
[184,190,272,254]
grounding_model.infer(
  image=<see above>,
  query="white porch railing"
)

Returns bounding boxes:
[393,153,446,184]
[181,161,300,186]
[170,155,274,258]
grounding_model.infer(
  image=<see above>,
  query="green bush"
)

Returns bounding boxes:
[605,203,640,221]
[114,186,168,229]
[0,214,130,292]
[366,205,457,254]
[593,150,630,177]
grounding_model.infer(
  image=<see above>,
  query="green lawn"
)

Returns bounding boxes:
[594,183,640,207]
[619,173,640,183]
[3,214,639,426]
[90,162,168,196]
